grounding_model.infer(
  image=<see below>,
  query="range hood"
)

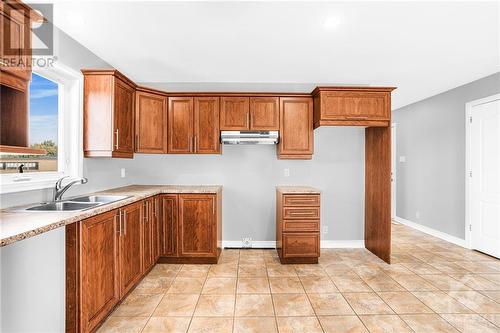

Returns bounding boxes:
[221,131,279,145]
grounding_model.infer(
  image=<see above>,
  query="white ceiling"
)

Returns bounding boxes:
[52,1,499,109]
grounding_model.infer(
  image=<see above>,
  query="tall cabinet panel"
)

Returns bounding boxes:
[135,90,168,153]
[194,97,220,154]
[160,194,178,257]
[168,97,194,153]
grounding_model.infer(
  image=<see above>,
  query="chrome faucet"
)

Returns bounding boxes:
[54,176,88,201]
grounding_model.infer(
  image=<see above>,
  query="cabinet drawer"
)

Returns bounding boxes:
[283,207,320,219]
[283,220,319,232]
[283,194,320,206]
[283,233,319,258]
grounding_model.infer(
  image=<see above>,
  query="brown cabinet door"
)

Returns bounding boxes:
[220,97,249,130]
[113,78,135,157]
[168,97,194,153]
[321,91,389,121]
[249,97,279,130]
[152,196,161,261]
[194,97,220,154]
[142,199,154,272]
[278,97,313,159]
[282,233,320,258]
[118,201,143,296]
[178,194,216,257]
[135,91,167,153]
[160,194,178,257]
[81,210,120,333]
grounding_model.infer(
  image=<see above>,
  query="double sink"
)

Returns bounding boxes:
[24,195,130,212]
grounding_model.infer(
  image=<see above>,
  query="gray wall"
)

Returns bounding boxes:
[134,126,366,242]
[393,72,500,239]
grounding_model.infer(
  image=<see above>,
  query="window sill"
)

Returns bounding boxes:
[0,173,65,194]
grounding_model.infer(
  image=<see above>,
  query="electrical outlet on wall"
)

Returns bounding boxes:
[322,226,329,234]
[120,168,126,178]
[242,237,252,248]
[399,156,406,163]
[284,168,290,177]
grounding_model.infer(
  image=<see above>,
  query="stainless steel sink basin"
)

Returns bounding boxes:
[70,195,129,203]
[26,201,100,211]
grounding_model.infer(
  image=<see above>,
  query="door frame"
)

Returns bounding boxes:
[465,93,500,249]
[391,122,397,220]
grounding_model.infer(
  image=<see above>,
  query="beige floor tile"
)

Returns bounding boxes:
[142,317,190,333]
[308,293,354,316]
[276,316,323,333]
[237,277,270,294]
[448,291,500,313]
[269,277,304,293]
[330,275,373,292]
[167,278,205,294]
[362,274,405,292]
[360,315,413,333]
[390,274,439,291]
[294,265,328,277]
[454,261,500,274]
[152,294,199,317]
[379,291,433,314]
[187,317,233,333]
[480,274,500,285]
[194,294,235,317]
[481,314,500,327]
[201,277,237,295]
[177,265,210,278]
[111,293,163,317]
[272,293,315,316]
[148,265,181,278]
[412,291,473,314]
[420,275,472,291]
[97,316,149,333]
[480,291,500,303]
[267,264,298,277]
[323,263,355,276]
[134,276,173,294]
[238,264,267,277]
[235,294,274,316]
[450,274,500,291]
[208,263,238,278]
[300,276,338,293]
[343,292,394,315]
[441,314,499,333]
[233,317,277,333]
[319,315,368,333]
[403,262,443,275]
[400,314,459,332]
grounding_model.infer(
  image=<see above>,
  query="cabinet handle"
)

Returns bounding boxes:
[194,136,197,153]
[114,129,119,149]
[212,200,215,215]
[135,134,139,151]
[190,137,193,152]
[289,211,315,216]
[116,213,121,235]
[123,211,127,235]
[247,112,250,128]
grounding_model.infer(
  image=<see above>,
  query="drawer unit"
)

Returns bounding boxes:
[276,187,321,264]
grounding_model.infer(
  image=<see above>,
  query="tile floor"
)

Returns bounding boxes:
[98,224,500,332]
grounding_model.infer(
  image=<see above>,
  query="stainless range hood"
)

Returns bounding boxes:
[220,131,279,145]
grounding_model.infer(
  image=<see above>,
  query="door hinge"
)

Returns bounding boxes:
[469,116,472,124]
[469,170,473,177]
[469,224,472,231]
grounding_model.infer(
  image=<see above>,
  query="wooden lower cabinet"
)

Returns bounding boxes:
[159,192,222,263]
[79,210,120,333]
[276,187,320,264]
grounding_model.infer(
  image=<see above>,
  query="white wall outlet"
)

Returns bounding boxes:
[399,156,406,163]
[242,237,252,248]
[322,226,329,234]
[120,168,126,178]
[415,211,420,219]
[284,168,290,177]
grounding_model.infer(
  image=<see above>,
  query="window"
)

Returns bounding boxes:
[0,63,83,193]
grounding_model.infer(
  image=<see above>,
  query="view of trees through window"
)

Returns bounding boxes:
[0,73,59,174]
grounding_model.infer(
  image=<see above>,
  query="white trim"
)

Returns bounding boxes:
[222,240,365,249]
[394,216,466,247]
[0,62,83,194]
[465,93,500,250]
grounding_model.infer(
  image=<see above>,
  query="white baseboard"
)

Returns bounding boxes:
[393,216,466,247]
[222,240,365,249]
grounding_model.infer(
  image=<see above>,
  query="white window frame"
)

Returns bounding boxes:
[0,62,83,194]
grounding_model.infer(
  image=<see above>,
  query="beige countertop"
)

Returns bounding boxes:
[276,186,321,194]
[0,185,222,247]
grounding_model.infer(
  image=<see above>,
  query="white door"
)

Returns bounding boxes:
[470,97,500,258]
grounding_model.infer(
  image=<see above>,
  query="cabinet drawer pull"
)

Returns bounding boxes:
[289,212,315,215]
[123,211,127,235]
[114,129,119,149]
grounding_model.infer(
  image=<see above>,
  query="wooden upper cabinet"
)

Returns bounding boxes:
[118,201,143,297]
[135,90,167,153]
[178,194,217,257]
[194,97,220,154]
[80,210,120,333]
[249,97,279,130]
[278,97,313,160]
[82,70,136,158]
[220,97,249,130]
[168,97,194,153]
[312,87,395,128]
